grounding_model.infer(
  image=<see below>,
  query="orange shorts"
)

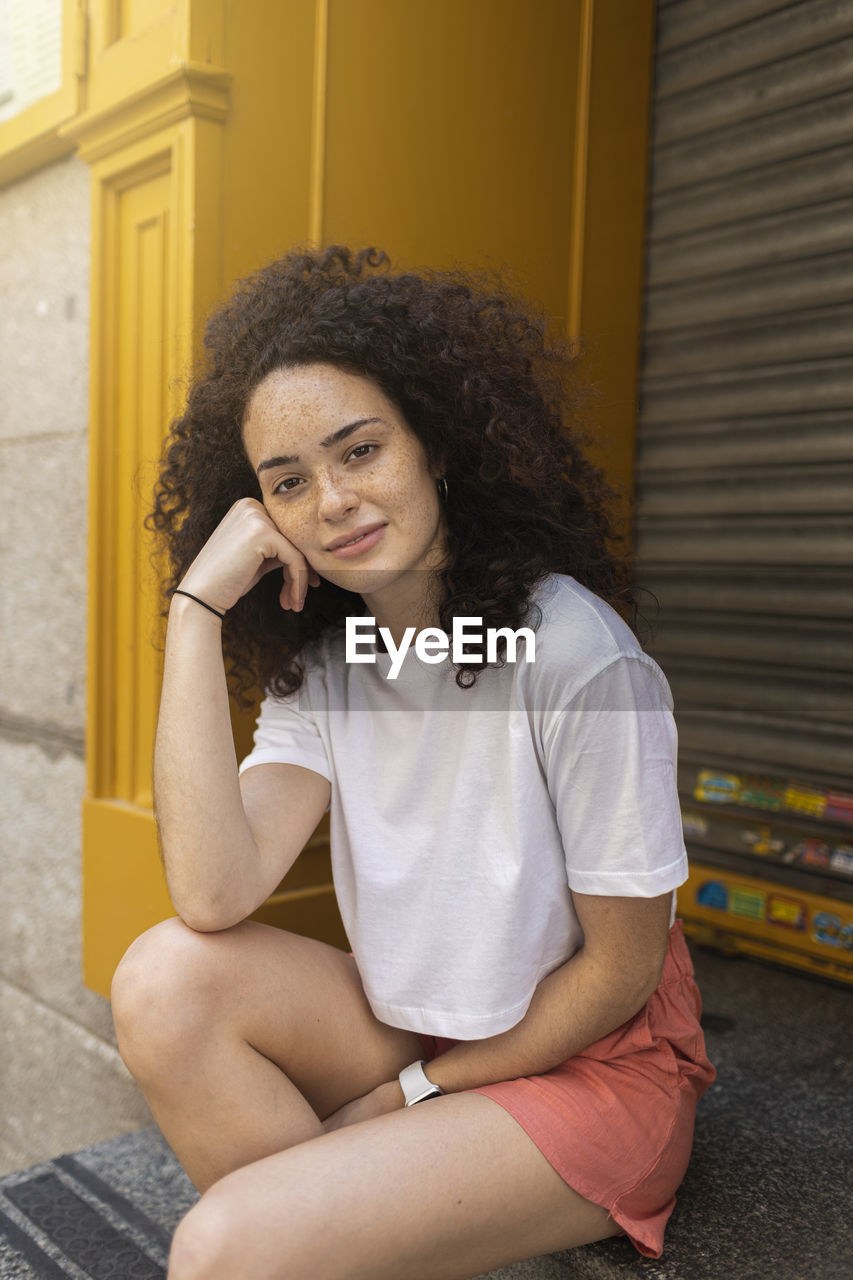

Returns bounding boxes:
[418,920,715,1259]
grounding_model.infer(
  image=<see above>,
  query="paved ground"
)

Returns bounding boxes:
[1,941,850,1278]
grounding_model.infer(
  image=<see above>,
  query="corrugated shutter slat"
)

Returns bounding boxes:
[656,0,853,97]
[636,1,853,800]
[650,145,853,239]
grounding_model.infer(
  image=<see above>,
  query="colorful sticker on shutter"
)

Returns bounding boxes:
[692,770,853,827]
[788,839,831,870]
[826,792,853,824]
[696,880,728,911]
[829,846,853,877]
[694,772,740,804]
[741,826,785,856]
[739,776,784,811]
[783,783,826,819]
[729,887,765,921]
[767,895,807,931]
[812,913,853,951]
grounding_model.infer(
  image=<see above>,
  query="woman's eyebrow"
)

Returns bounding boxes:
[256,418,385,473]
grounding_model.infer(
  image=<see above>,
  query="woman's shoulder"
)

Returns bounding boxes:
[525,574,666,703]
[530,573,638,653]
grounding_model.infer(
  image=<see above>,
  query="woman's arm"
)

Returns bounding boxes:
[420,655,683,1089]
[153,498,328,932]
[323,892,671,1129]
[424,890,672,1093]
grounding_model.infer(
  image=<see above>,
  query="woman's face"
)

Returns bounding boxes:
[242,362,446,613]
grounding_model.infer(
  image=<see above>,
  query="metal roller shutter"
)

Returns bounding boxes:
[636,0,853,975]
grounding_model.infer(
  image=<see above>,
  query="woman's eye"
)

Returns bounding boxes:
[348,443,376,461]
[274,476,302,494]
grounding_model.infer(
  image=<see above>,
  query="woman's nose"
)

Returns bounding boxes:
[315,470,359,521]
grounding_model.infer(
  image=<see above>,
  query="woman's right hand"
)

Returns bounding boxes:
[175,497,321,616]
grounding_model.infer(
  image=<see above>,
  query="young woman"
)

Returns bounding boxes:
[111,245,715,1280]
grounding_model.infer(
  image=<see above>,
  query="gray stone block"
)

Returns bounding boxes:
[0,741,107,1034]
[0,155,89,444]
[0,981,151,1176]
[0,433,87,733]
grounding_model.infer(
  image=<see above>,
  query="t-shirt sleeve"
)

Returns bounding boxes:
[238,687,332,784]
[542,653,687,896]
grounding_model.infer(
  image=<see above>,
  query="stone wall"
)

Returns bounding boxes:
[0,155,150,1174]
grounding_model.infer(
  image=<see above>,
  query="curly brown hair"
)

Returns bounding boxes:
[149,244,635,704]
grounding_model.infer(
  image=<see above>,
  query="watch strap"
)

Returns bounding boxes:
[399,1059,444,1106]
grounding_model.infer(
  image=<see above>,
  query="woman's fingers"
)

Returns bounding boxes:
[178,498,317,614]
[278,564,311,613]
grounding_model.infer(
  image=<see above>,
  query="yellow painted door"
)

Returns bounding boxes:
[75,0,655,996]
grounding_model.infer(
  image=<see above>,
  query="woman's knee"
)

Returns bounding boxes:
[111,917,231,1075]
[169,1184,287,1280]
[169,1196,233,1280]
[168,1172,321,1280]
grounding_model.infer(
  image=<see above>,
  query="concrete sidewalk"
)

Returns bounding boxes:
[1,941,849,1278]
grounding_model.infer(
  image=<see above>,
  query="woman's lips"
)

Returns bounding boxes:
[326,524,387,558]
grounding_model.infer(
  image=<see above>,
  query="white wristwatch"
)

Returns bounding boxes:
[399,1060,444,1106]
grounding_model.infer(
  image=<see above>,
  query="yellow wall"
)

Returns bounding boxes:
[8,0,654,996]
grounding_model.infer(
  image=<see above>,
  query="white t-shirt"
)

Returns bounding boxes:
[239,574,688,1039]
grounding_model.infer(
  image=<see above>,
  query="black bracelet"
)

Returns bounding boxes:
[173,589,226,620]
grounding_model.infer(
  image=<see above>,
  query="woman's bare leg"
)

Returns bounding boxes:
[167,1092,623,1280]
[110,917,423,1190]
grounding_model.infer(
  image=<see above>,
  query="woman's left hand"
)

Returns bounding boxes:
[322,1080,405,1133]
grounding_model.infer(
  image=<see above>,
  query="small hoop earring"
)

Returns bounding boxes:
[437,476,448,502]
